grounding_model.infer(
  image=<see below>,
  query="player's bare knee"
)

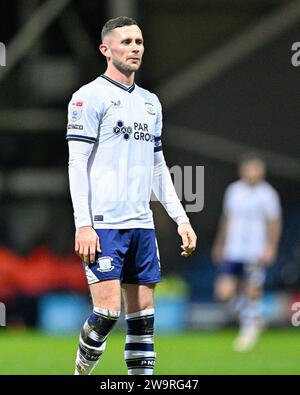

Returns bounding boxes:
[92,294,121,311]
[216,288,233,302]
[90,280,121,311]
[91,296,121,311]
[123,283,155,314]
[93,300,121,312]
[137,294,155,312]
[215,280,235,301]
[125,300,154,314]
[245,285,261,300]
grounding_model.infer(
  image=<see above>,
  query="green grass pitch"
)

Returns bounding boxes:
[0,328,299,375]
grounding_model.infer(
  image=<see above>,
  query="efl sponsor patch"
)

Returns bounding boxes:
[69,100,84,122]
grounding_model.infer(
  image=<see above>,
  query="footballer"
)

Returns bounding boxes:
[67,16,197,375]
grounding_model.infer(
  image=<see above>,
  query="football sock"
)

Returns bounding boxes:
[75,307,120,375]
[125,308,156,375]
[240,299,262,328]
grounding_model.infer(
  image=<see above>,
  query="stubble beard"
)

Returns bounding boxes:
[112,58,141,76]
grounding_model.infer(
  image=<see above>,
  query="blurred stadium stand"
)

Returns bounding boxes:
[0,0,300,331]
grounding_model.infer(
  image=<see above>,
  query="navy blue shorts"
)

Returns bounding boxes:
[218,261,266,286]
[84,229,161,285]
[219,261,245,277]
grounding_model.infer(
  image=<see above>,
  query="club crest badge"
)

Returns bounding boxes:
[144,102,156,115]
[96,256,114,272]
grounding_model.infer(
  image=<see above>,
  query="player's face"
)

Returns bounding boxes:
[105,25,144,74]
[240,160,266,185]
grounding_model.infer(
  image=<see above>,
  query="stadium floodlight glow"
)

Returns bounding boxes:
[0,42,6,66]
[0,302,6,326]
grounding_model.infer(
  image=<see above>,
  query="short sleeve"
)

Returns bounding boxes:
[66,89,100,144]
[264,188,281,221]
[153,94,163,153]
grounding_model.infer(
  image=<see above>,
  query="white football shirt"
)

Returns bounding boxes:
[66,75,188,229]
[223,179,281,262]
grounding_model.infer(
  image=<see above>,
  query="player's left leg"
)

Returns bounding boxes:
[233,263,265,351]
[243,282,263,329]
[120,228,161,375]
[122,283,156,375]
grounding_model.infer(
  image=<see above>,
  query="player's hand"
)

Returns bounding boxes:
[75,226,101,264]
[178,223,197,257]
[260,245,277,266]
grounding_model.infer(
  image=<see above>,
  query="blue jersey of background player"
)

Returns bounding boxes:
[67,16,197,375]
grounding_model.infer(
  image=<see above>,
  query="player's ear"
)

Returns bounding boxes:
[99,43,110,58]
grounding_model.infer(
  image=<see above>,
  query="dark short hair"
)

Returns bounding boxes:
[101,16,138,41]
[238,152,266,167]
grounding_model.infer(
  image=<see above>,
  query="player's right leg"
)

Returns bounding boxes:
[74,279,121,375]
[74,229,129,375]
[214,261,245,307]
[214,262,251,349]
[214,274,238,302]
[214,273,244,329]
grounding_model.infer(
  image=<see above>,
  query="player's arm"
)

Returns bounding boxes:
[212,185,232,265]
[260,189,282,266]
[151,95,196,257]
[261,217,282,266]
[152,149,197,257]
[68,140,100,264]
[212,214,228,265]
[66,93,101,264]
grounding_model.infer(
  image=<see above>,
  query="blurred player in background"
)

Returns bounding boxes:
[66,16,197,375]
[212,153,282,351]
